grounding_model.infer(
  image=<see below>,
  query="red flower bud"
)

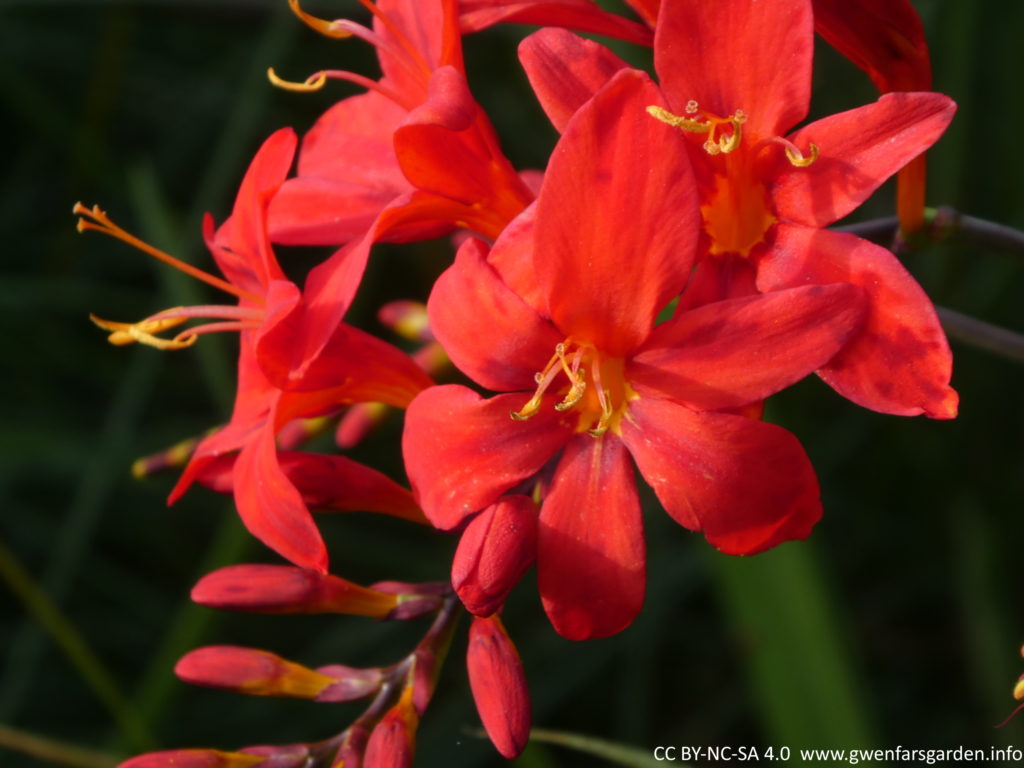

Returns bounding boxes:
[175,646,336,699]
[467,615,531,759]
[363,688,418,768]
[191,564,399,618]
[452,496,536,616]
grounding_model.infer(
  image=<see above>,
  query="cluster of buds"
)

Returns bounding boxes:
[77,0,955,763]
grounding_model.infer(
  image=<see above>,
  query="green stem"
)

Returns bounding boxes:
[525,728,673,768]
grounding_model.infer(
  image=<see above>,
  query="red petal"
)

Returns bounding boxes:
[467,615,532,759]
[452,495,537,616]
[757,225,957,418]
[675,252,758,312]
[655,0,812,138]
[631,284,865,410]
[621,398,821,554]
[534,69,699,355]
[518,28,629,133]
[233,419,328,573]
[812,0,931,93]
[429,237,562,392]
[268,176,401,246]
[394,67,532,231]
[376,0,455,92]
[459,1,652,46]
[402,386,574,529]
[207,128,296,295]
[773,92,956,228]
[538,435,644,640]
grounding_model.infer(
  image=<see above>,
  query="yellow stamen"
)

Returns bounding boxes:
[647,103,746,156]
[73,203,263,305]
[267,67,327,93]
[287,0,353,39]
[90,313,196,351]
[784,141,819,167]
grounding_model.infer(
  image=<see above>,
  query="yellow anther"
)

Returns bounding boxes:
[647,105,744,155]
[89,313,196,351]
[647,105,712,134]
[554,379,586,411]
[784,141,819,167]
[287,0,353,39]
[586,394,614,437]
[267,67,327,93]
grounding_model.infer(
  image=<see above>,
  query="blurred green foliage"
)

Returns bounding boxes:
[2,1,1023,766]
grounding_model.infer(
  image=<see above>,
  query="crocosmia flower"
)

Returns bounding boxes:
[403,70,866,640]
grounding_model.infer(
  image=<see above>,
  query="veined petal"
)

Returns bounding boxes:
[772,92,956,228]
[518,28,629,134]
[538,435,644,640]
[402,386,574,530]
[486,203,548,317]
[377,0,458,98]
[429,238,562,392]
[268,176,400,246]
[534,68,699,355]
[459,0,653,46]
[233,417,328,573]
[631,284,865,410]
[621,398,821,555]
[758,224,957,418]
[655,0,812,138]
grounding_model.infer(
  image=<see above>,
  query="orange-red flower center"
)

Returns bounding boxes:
[512,341,637,436]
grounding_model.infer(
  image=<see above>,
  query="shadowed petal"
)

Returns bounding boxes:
[772,92,955,227]
[631,284,865,409]
[757,224,957,418]
[459,0,652,46]
[233,418,328,573]
[621,398,821,555]
[518,28,628,133]
[655,0,812,137]
[538,435,644,640]
[403,385,574,529]
[429,238,562,392]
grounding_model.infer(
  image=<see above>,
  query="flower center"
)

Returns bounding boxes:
[701,162,777,259]
[511,341,636,437]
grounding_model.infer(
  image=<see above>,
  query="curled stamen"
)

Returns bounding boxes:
[267,68,327,93]
[765,136,820,167]
[586,362,614,437]
[287,0,353,39]
[647,105,745,155]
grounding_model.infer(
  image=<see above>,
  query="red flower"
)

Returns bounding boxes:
[403,70,866,639]
[521,0,957,418]
[260,0,535,387]
[79,129,431,573]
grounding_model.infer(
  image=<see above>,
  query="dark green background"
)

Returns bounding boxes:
[3,0,1023,766]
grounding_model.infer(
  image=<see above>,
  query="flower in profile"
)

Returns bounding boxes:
[403,70,866,639]
[78,128,431,573]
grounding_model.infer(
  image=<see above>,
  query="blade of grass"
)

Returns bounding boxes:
[0,723,118,768]
[709,541,876,749]
[0,539,153,750]
[525,729,672,768]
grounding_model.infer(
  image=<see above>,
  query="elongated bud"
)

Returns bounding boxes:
[175,646,339,699]
[119,750,265,768]
[452,496,537,616]
[467,615,531,759]
[192,564,399,617]
[364,686,418,768]
[331,724,370,768]
[238,745,311,768]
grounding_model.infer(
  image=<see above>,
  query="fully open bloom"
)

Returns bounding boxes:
[519,0,957,419]
[79,128,431,572]
[403,70,866,640]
